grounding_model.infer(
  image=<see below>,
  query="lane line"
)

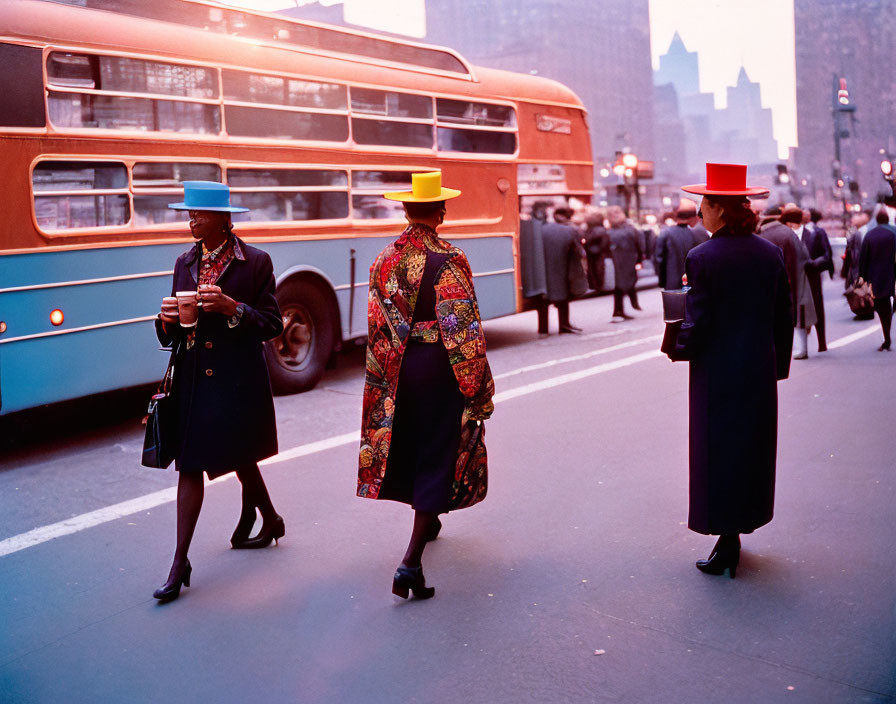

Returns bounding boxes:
[0,323,879,558]
[494,335,662,380]
[827,323,879,349]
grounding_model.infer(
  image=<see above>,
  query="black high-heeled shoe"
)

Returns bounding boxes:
[231,515,284,549]
[153,561,192,602]
[696,544,740,579]
[230,508,257,548]
[392,564,435,599]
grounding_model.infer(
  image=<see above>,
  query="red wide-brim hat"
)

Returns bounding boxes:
[682,163,769,197]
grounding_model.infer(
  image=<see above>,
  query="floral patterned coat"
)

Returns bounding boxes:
[357,224,495,500]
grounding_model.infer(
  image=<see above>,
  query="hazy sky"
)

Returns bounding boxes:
[222,0,796,158]
[649,0,796,159]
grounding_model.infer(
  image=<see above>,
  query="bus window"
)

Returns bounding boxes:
[48,93,220,134]
[222,70,346,110]
[132,162,222,226]
[437,127,515,155]
[224,105,348,142]
[436,99,516,128]
[351,89,432,119]
[228,168,349,222]
[352,119,433,148]
[0,43,45,127]
[517,164,568,194]
[47,52,217,98]
[351,170,412,219]
[32,160,129,232]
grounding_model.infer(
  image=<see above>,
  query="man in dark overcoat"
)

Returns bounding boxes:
[537,206,585,334]
[654,201,699,290]
[802,209,834,351]
[582,210,611,292]
[606,205,643,320]
[859,211,896,350]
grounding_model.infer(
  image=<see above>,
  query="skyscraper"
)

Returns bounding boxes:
[423,0,655,164]
[793,0,896,203]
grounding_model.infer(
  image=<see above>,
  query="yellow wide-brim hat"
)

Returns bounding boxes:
[383,171,461,202]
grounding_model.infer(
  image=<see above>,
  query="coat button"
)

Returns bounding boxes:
[205,369,213,376]
[205,341,213,349]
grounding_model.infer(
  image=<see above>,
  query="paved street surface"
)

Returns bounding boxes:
[1,279,894,704]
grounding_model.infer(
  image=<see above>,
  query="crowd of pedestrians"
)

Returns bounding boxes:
[146,165,895,603]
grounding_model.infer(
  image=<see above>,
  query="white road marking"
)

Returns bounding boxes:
[826,323,879,349]
[0,323,880,558]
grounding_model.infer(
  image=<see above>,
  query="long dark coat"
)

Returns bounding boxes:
[608,222,643,292]
[665,227,794,535]
[541,221,582,302]
[759,221,817,329]
[654,224,696,290]
[156,237,283,474]
[583,224,610,291]
[859,225,896,298]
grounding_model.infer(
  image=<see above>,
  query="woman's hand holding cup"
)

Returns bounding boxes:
[197,284,239,317]
[160,296,180,324]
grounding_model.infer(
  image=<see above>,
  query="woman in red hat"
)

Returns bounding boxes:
[662,164,794,578]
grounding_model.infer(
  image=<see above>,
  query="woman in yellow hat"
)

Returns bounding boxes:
[357,171,495,599]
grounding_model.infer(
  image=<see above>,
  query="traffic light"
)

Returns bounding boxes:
[837,78,849,105]
[775,164,790,184]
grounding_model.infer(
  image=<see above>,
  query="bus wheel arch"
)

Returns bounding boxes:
[265,270,340,395]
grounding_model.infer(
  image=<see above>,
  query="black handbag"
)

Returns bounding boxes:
[141,344,178,469]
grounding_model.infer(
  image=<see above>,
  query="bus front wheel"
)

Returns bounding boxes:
[265,279,336,394]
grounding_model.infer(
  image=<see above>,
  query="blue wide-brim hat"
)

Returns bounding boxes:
[168,181,249,212]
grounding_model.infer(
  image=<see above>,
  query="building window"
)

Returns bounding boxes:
[32,160,130,232]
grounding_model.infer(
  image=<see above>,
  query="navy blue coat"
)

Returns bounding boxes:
[665,228,793,535]
[156,237,283,474]
[859,225,896,299]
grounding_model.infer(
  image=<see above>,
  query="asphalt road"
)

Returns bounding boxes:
[1,278,894,704]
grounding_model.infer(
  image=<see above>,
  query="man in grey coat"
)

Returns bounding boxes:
[655,201,699,290]
[607,205,644,321]
[537,206,585,334]
[758,207,816,359]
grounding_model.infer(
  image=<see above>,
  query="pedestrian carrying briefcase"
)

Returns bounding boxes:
[141,345,178,469]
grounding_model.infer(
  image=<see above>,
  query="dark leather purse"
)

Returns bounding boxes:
[141,344,178,469]
[449,420,488,510]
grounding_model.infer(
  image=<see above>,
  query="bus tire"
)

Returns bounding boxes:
[265,278,336,394]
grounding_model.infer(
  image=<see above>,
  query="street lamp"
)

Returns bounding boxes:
[881,159,894,182]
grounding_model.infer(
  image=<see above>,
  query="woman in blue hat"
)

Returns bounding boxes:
[152,181,285,602]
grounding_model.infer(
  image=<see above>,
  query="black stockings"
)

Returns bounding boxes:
[713,533,741,554]
[236,463,277,524]
[167,472,204,584]
[402,510,439,568]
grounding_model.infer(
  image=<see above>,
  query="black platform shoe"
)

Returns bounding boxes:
[392,565,435,599]
[153,561,192,602]
[230,509,257,548]
[232,515,284,549]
